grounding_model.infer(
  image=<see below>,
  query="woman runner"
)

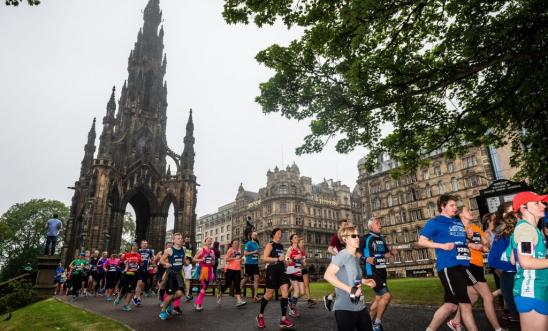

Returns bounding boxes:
[68,252,88,301]
[217,239,247,307]
[114,242,142,311]
[256,228,295,329]
[298,239,316,307]
[103,253,120,301]
[324,226,376,331]
[286,234,305,317]
[193,237,216,311]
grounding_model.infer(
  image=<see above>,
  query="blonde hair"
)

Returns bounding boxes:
[203,236,213,244]
[338,226,358,239]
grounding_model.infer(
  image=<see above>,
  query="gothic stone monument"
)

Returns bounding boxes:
[63,0,197,264]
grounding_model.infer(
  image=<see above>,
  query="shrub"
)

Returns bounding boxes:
[0,280,38,314]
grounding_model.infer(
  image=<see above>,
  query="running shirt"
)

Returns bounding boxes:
[138,248,154,271]
[286,246,303,276]
[89,256,99,272]
[71,258,88,275]
[168,246,185,273]
[97,257,107,274]
[268,241,285,271]
[226,248,242,271]
[466,223,485,267]
[360,231,388,277]
[121,252,142,274]
[244,240,260,264]
[55,266,64,282]
[505,220,548,301]
[184,243,194,258]
[104,258,120,272]
[199,247,215,268]
[421,215,470,271]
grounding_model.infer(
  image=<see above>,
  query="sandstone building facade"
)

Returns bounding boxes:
[357,146,495,277]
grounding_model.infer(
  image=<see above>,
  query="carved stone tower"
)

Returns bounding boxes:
[63,0,197,262]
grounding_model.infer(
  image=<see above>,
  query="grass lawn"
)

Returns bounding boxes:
[309,275,496,306]
[0,298,130,331]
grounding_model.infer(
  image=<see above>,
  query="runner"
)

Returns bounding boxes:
[323,225,376,331]
[417,194,479,331]
[88,250,100,296]
[447,207,505,331]
[82,250,91,296]
[298,238,316,307]
[505,191,548,331]
[156,241,173,305]
[256,228,295,329]
[241,231,261,302]
[159,233,185,320]
[360,216,398,331]
[96,251,108,295]
[218,239,247,307]
[68,251,88,301]
[103,253,120,301]
[192,237,216,311]
[286,234,305,317]
[324,219,349,311]
[114,242,142,311]
[183,256,193,301]
[134,240,154,306]
[54,262,65,296]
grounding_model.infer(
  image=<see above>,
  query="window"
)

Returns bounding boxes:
[447,161,455,173]
[462,155,477,168]
[469,198,478,210]
[398,192,405,204]
[387,195,393,207]
[399,208,407,223]
[415,227,422,240]
[279,185,288,194]
[391,232,398,244]
[389,213,396,225]
[385,180,391,190]
[280,202,287,213]
[438,181,446,194]
[409,209,423,221]
[464,175,480,188]
[428,202,437,217]
[425,184,432,198]
[410,188,418,201]
[403,230,409,242]
[422,169,430,180]
[404,250,414,262]
[451,177,458,192]
[373,198,381,210]
[417,248,429,260]
[295,204,301,213]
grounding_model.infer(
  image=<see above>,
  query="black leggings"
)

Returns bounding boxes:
[334,308,372,331]
[221,269,241,295]
[72,274,83,296]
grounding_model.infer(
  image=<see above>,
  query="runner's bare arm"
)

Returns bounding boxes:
[417,235,454,251]
[160,247,172,267]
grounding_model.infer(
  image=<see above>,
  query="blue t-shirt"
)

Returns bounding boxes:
[487,236,515,272]
[46,218,62,237]
[244,240,259,265]
[421,215,470,271]
[55,267,64,281]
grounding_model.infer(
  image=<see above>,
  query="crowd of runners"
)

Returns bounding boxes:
[53,191,547,331]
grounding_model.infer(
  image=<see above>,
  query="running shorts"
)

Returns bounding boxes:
[514,296,548,315]
[120,273,139,293]
[438,266,471,304]
[105,271,118,289]
[465,264,486,286]
[165,271,185,295]
[301,267,308,275]
[265,265,290,290]
[138,268,149,282]
[366,273,389,296]
[244,264,259,277]
[289,274,304,282]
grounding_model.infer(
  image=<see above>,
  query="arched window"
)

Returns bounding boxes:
[387,195,393,207]
[451,177,458,192]
[398,191,405,204]
[438,181,446,194]
[434,162,442,176]
[399,208,407,223]
[428,202,437,217]
[390,212,396,225]
[384,180,391,190]
[410,188,418,201]
[447,161,455,173]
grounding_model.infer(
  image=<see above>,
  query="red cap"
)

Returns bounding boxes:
[512,191,548,212]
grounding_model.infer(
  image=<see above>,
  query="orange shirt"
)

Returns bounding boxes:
[467,223,485,267]
[226,248,242,271]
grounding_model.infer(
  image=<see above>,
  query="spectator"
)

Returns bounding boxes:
[44,213,62,255]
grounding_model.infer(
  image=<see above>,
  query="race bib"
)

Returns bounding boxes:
[294,259,302,267]
[204,255,213,265]
[374,254,387,268]
[173,257,183,267]
[455,242,470,261]
[108,265,117,272]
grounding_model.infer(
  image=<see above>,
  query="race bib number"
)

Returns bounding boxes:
[108,265,117,272]
[455,242,470,260]
[293,259,302,267]
[374,254,387,268]
[204,255,213,265]
[173,257,183,267]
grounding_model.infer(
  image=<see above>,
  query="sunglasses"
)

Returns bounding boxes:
[345,234,359,239]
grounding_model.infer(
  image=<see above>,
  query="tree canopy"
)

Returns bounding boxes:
[223,0,548,190]
[0,199,68,281]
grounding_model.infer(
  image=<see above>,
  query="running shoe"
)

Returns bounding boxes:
[288,307,300,318]
[114,295,121,306]
[216,292,222,305]
[122,304,132,311]
[372,322,384,331]
[185,295,193,302]
[323,295,333,311]
[132,296,139,305]
[159,311,168,320]
[166,304,173,316]
[446,320,463,331]
[279,318,295,329]
[173,306,183,315]
[194,304,203,312]
[307,299,317,307]
[236,300,247,308]
[71,295,77,302]
[256,315,266,329]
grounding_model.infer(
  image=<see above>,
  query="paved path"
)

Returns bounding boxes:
[59,294,520,331]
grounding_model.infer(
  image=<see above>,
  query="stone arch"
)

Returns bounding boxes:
[122,186,158,244]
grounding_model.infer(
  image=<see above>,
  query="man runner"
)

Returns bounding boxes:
[159,233,185,320]
[241,231,261,301]
[360,216,398,331]
[133,239,154,305]
[418,194,479,331]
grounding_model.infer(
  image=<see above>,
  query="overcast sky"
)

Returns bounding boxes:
[0,0,366,227]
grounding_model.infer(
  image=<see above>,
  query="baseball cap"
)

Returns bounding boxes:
[512,191,548,212]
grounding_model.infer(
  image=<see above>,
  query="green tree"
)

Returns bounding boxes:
[223,0,548,190]
[120,212,136,252]
[0,199,68,281]
[5,0,40,6]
